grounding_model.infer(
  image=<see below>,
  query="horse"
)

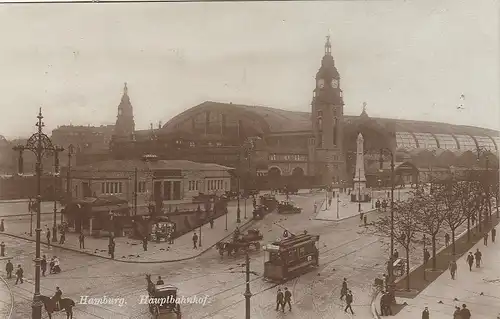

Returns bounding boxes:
[39,295,75,319]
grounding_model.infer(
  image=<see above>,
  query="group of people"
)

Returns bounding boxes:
[422,304,471,319]
[275,287,292,312]
[5,260,23,284]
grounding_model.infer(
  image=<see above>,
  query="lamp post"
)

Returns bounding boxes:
[380,148,395,281]
[423,234,427,281]
[29,198,33,237]
[244,250,252,319]
[12,108,63,319]
[358,168,361,213]
[52,146,64,242]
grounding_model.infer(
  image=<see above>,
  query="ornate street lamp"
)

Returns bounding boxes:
[12,108,63,319]
[379,148,395,281]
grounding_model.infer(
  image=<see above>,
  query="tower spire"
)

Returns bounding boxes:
[123,82,128,95]
[325,35,331,56]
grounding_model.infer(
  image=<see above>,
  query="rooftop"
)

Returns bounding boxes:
[72,159,234,172]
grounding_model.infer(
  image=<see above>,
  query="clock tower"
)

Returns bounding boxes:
[311,36,345,186]
[114,82,135,138]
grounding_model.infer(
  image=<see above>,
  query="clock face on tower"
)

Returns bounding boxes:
[331,79,339,88]
[318,79,325,89]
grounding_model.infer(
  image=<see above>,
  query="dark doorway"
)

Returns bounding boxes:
[173,181,181,200]
[163,181,171,200]
[154,181,162,199]
[82,182,92,198]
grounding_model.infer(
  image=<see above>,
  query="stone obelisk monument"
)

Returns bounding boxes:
[353,133,367,201]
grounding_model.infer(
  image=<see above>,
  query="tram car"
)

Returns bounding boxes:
[263,233,320,282]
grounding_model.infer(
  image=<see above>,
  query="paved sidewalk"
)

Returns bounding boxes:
[0,274,13,319]
[378,230,500,318]
[2,202,255,263]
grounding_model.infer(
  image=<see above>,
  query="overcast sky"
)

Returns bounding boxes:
[0,0,498,138]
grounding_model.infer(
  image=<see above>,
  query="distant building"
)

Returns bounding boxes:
[62,156,233,215]
[109,37,499,189]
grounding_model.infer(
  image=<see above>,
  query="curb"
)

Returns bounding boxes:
[0,275,13,319]
[314,208,378,222]
[0,218,255,264]
[369,221,493,318]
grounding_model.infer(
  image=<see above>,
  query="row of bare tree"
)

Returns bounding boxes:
[372,177,498,290]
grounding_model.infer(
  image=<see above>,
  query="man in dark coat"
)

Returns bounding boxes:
[41,255,47,277]
[474,249,482,268]
[460,304,471,319]
[484,232,488,246]
[193,232,198,249]
[5,259,13,278]
[79,232,85,249]
[15,265,23,284]
[340,278,348,300]
[276,288,284,311]
[466,252,474,271]
[344,290,354,314]
[53,287,62,310]
[283,287,292,312]
[492,227,496,243]
[46,228,51,247]
[142,236,148,251]
[422,306,429,319]
[424,248,430,264]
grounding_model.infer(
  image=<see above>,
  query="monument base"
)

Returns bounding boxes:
[351,194,371,202]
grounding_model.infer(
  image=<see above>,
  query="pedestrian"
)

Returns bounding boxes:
[460,304,471,319]
[313,202,318,214]
[109,240,115,259]
[192,232,198,249]
[283,287,292,311]
[466,252,474,271]
[0,241,5,257]
[142,236,148,251]
[340,278,348,300]
[453,306,461,319]
[276,288,284,311]
[380,291,393,316]
[422,306,430,319]
[59,229,65,244]
[209,218,214,229]
[79,232,85,249]
[344,289,354,314]
[46,228,51,247]
[449,259,457,280]
[41,255,47,277]
[49,257,55,273]
[15,265,23,284]
[484,232,488,246]
[445,233,450,247]
[492,227,496,243]
[5,259,13,279]
[474,248,482,268]
[393,250,399,260]
[424,248,430,264]
[0,218,4,232]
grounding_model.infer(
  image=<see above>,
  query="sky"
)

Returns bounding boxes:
[0,0,498,139]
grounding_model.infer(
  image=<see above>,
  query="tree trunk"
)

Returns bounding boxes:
[405,247,410,291]
[467,217,470,242]
[431,235,437,270]
[451,229,456,256]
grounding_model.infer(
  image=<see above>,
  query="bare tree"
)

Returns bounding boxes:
[439,181,468,256]
[372,197,420,291]
[457,180,482,242]
[413,186,446,270]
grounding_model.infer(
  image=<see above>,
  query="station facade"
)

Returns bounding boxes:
[108,37,500,189]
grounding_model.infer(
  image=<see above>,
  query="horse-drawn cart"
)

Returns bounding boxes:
[216,229,263,258]
[146,277,181,319]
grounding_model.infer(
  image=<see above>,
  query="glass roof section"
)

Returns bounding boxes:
[455,134,477,151]
[413,133,438,149]
[474,136,497,152]
[396,132,417,149]
[434,134,458,150]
